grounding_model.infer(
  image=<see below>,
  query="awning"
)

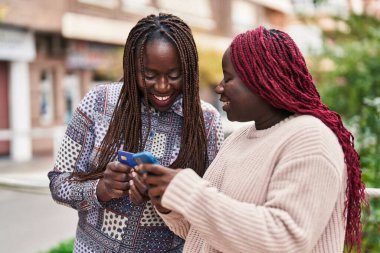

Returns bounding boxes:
[62,12,231,51]
[249,0,294,14]
[62,13,134,45]
[0,26,36,61]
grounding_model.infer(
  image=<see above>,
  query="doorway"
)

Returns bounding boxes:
[0,61,10,156]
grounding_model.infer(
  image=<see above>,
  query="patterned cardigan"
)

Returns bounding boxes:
[48,82,224,253]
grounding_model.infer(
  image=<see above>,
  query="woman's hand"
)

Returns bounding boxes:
[128,170,149,205]
[96,161,132,202]
[135,164,182,214]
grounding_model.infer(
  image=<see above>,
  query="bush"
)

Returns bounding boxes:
[43,238,74,253]
[311,14,380,252]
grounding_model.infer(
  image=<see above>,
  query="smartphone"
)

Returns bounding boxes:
[117,150,138,168]
[132,151,159,176]
[133,151,159,165]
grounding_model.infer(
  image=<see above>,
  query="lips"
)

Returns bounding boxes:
[220,99,231,111]
[149,93,176,109]
[153,95,170,101]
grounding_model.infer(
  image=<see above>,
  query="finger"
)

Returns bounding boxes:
[135,164,166,176]
[105,181,130,191]
[132,172,148,195]
[143,173,166,186]
[109,161,132,174]
[105,163,132,182]
[104,171,129,182]
[146,168,181,186]
[128,189,137,204]
[129,181,144,204]
[150,197,161,207]
[147,185,164,200]
[109,189,128,199]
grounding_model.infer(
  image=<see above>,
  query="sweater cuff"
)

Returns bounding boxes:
[155,207,183,220]
[161,168,208,213]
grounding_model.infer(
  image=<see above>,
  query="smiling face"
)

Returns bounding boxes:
[136,38,183,112]
[215,48,272,122]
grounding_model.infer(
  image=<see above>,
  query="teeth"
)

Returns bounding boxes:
[223,101,230,106]
[154,95,170,101]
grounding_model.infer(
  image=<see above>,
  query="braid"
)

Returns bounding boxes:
[230,27,365,252]
[75,13,208,180]
[155,14,208,175]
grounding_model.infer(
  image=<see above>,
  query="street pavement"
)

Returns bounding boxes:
[0,157,78,253]
[1,156,378,253]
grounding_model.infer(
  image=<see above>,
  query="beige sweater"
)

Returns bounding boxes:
[159,115,347,253]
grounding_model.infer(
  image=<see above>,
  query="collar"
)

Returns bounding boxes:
[141,94,184,117]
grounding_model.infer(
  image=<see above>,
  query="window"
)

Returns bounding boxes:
[39,70,54,125]
[63,73,81,123]
[232,0,257,34]
[121,0,156,14]
[157,0,215,30]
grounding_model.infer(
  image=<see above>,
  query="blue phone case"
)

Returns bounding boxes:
[117,150,138,167]
[133,151,159,165]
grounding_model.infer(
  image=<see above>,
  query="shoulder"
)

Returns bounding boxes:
[83,82,122,112]
[280,114,345,168]
[82,82,122,100]
[284,115,338,141]
[95,81,123,100]
[79,82,123,115]
[223,122,252,144]
[200,100,222,133]
[200,100,220,119]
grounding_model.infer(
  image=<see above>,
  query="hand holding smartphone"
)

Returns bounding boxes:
[132,151,159,165]
[118,150,159,175]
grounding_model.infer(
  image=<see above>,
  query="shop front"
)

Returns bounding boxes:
[0,25,35,161]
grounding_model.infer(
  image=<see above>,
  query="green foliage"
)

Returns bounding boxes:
[95,47,124,81]
[356,98,380,252]
[311,14,380,252]
[199,49,223,87]
[43,238,74,253]
[316,15,380,118]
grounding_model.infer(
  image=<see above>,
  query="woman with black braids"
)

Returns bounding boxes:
[136,27,366,252]
[48,13,223,252]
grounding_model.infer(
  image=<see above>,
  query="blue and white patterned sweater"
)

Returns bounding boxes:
[48,82,224,253]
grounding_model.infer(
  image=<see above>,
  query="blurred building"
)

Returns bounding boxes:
[0,0,292,161]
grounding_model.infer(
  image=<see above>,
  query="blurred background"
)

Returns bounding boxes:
[0,0,379,252]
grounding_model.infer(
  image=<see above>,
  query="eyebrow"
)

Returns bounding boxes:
[144,67,181,72]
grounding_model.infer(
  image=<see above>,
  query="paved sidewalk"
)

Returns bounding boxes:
[0,157,78,253]
[0,156,53,193]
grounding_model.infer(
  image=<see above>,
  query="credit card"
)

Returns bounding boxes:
[117,150,138,167]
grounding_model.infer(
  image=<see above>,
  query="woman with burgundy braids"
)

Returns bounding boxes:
[48,13,223,252]
[136,27,366,252]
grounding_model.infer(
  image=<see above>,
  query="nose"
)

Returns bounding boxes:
[155,76,170,93]
[214,80,224,94]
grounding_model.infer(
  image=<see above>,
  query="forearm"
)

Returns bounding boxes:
[48,86,101,210]
[48,171,100,211]
[162,162,341,253]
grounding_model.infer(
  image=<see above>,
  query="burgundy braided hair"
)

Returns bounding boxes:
[230,26,365,252]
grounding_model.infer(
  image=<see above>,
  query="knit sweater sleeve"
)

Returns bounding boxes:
[48,86,100,211]
[161,127,344,253]
[156,209,191,239]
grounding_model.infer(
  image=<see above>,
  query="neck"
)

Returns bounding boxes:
[255,110,293,130]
